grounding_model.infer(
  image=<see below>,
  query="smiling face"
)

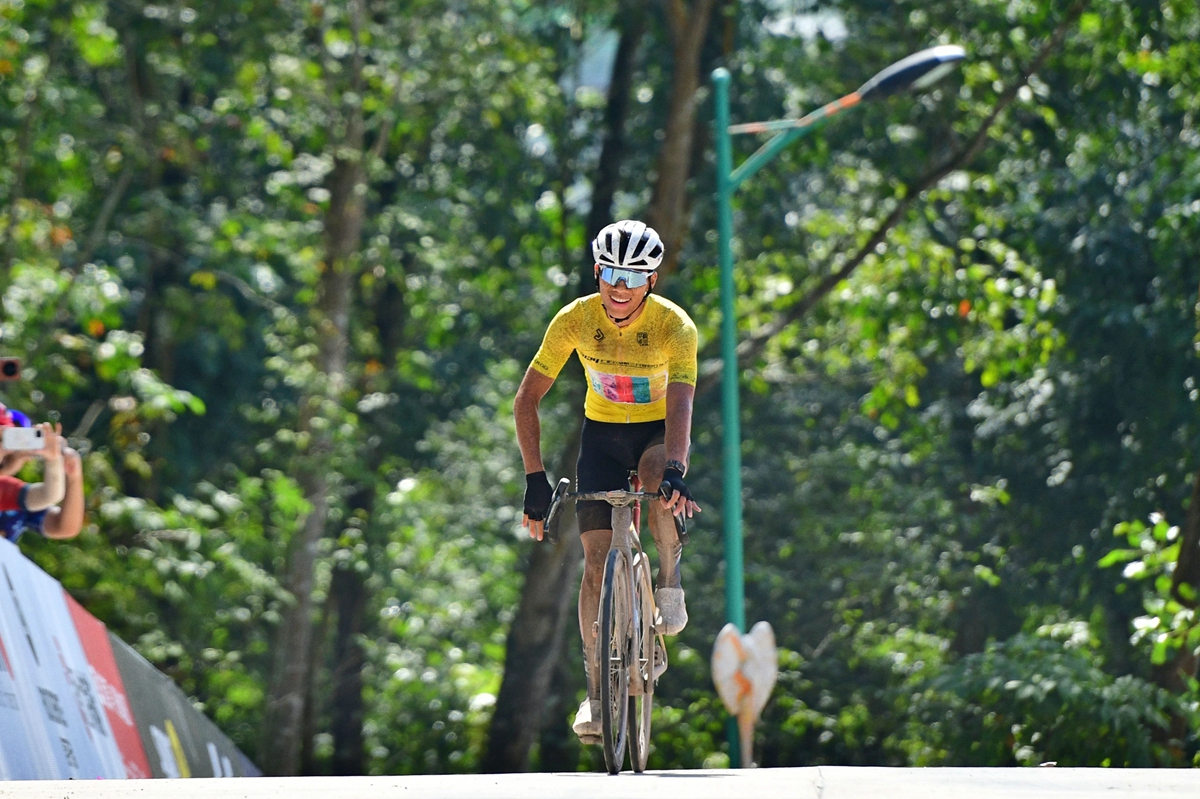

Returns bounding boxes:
[596,265,657,326]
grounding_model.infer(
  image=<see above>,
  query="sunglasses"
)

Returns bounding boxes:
[598,266,652,289]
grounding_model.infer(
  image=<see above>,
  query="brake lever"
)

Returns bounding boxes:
[658,483,690,546]
[674,511,689,545]
[544,478,571,544]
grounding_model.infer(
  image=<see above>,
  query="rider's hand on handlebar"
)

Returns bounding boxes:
[522,470,554,541]
[659,466,701,519]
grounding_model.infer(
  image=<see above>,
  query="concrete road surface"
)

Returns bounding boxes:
[0,767,1197,799]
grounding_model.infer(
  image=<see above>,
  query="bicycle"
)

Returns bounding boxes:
[545,477,687,774]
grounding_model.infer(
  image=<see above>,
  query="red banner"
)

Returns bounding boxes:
[64,593,152,779]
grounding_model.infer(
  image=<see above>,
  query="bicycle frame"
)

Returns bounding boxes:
[574,489,653,699]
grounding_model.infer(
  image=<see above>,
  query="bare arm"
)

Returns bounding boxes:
[514,368,555,475]
[22,424,64,511]
[0,453,32,477]
[515,368,557,542]
[663,382,695,470]
[42,447,83,540]
[660,382,700,517]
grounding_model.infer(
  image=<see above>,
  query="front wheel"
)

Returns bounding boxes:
[627,552,655,772]
[599,548,631,774]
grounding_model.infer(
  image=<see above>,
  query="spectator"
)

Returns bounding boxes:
[0,416,75,543]
[0,403,31,428]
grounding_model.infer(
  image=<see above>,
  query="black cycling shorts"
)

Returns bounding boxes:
[575,418,665,533]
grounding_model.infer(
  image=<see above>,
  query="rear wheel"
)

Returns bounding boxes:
[599,548,631,774]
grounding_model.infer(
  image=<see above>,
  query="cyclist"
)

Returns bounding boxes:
[514,219,700,744]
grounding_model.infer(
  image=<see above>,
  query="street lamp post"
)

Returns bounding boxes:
[712,44,965,767]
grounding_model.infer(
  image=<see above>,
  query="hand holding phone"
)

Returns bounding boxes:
[36,423,62,461]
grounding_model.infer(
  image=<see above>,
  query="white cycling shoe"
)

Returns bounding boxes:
[573,698,602,744]
[655,587,688,635]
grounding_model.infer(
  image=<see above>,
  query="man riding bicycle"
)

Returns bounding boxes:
[514,219,701,744]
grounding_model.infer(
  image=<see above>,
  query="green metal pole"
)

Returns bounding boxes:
[713,68,745,637]
[713,67,745,770]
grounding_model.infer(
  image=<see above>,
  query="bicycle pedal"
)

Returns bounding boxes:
[652,637,668,681]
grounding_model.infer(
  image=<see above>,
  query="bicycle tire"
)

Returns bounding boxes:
[599,547,631,774]
[627,552,655,772]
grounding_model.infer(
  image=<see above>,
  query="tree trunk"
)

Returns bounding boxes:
[300,596,334,774]
[260,96,367,775]
[329,565,368,775]
[1152,467,1200,756]
[260,477,330,775]
[584,3,648,266]
[536,629,578,772]
[647,0,719,276]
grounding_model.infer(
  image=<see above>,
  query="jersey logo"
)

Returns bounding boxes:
[594,328,605,342]
[585,366,667,405]
[637,332,648,346]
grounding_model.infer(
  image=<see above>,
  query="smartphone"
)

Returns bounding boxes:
[0,357,18,381]
[2,427,43,452]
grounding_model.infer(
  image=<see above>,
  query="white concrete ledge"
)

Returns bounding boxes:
[0,766,1196,799]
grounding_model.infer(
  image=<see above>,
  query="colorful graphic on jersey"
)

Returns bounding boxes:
[586,366,665,405]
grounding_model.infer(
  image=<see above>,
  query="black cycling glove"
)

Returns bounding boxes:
[659,466,693,504]
[524,471,554,521]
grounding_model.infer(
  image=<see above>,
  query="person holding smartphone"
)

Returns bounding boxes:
[0,419,67,534]
[0,432,84,543]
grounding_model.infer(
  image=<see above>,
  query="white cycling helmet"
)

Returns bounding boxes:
[592,220,664,271]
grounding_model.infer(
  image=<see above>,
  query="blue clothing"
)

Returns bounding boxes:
[1,508,47,543]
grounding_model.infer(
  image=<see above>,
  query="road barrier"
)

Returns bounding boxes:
[0,538,259,779]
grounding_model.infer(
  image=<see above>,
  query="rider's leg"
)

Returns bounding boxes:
[637,443,681,590]
[576,418,629,653]
[579,527,613,690]
[638,443,687,634]
[573,526,611,742]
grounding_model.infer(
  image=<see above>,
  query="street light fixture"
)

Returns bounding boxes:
[712,44,964,766]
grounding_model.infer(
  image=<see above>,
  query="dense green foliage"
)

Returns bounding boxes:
[1,0,1198,774]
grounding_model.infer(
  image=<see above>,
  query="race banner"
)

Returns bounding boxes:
[32,558,128,779]
[0,622,38,779]
[65,593,153,779]
[108,634,259,777]
[0,538,118,778]
[0,539,258,780]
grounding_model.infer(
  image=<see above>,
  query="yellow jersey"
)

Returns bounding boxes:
[530,294,698,423]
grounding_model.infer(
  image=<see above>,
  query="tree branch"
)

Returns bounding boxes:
[695,0,1089,396]
[75,164,134,268]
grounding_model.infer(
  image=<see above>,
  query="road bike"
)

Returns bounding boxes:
[545,478,686,774]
